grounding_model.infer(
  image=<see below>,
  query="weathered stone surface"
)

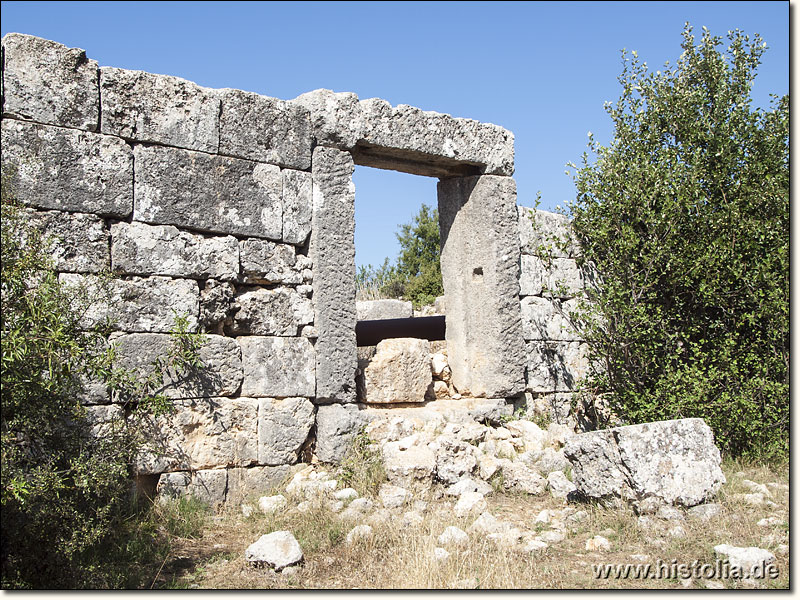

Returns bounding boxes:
[501,462,547,495]
[519,255,584,299]
[100,67,219,152]
[438,175,526,397]
[239,239,310,285]
[219,88,312,170]
[381,441,436,489]
[190,469,228,505]
[199,280,236,333]
[430,436,478,484]
[517,206,580,258]
[2,33,99,130]
[379,484,412,508]
[84,404,124,438]
[59,274,199,332]
[564,418,726,507]
[2,120,133,217]
[258,494,288,514]
[687,503,722,522]
[438,526,469,547]
[547,471,577,499]
[137,398,258,473]
[713,545,776,580]
[232,288,314,336]
[246,531,303,571]
[525,341,589,392]
[155,471,192,499]
[133,145,283,239]
[310,147,357,403]
[314,403,369,464]
[26,209,109,273]
[282,169,313,245]
[258,397,315,465]
[356,98,514,177]
[454,492,488,518]
[355,299,413,321]
[225,465,296,504]
[111,333,242,398]
[291,89,362,149]
[111,221,239,280]
[239,337,315,398]
[520,296,581,341]
[362,338,433,404]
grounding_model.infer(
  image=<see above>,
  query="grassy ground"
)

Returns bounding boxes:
[138,457,789,590]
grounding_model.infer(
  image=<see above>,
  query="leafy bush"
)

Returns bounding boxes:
[567,25,788,460]
[1,171,206,588]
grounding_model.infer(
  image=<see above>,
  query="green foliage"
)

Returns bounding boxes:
[567,24,788,460]
[355,204,443,309]
[337,427,385,497]
[1,171,207,588]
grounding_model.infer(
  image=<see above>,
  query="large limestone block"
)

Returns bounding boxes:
[520,296,581,341]
[381,442,436,489]
[291,89,362,149]
[563,418,726,507]
[1,120,133,217]
[133,145,283,239]
[519,255,584,299]
[26,209,109,273]
[219,88,312,170]
[232,287,314,336]
[239,239,311,285]
[310,147,357,403]
[137,398,259,473]
[59,274,199,333]
[100,67,219,152]
[517,206,580,258]
[225,465,295,504]
[111,221,239,280]
[314,403,369,464]
[282,169,313,245]
[239,336,315,398]
[258,397,315,465]
[356,299,413,321]
[188,469,228,506]
[362,338,433,404]
[356,98,514,177]
[525,341,588,392]
[110,333,243,398]
[2,33,99,131]
[438,175,526,397]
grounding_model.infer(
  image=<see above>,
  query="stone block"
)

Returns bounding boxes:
[438,175,526,397]
[314,403,369,464]
[517,206,580,258]
[239,336,315,398]
[1,120,133,217]
[225,465,296,504]
[84,404,124,438]
[133,145,283,239]
[291,89,362,149]
[100,67,219,152]
[189,469,228,505]
[232,287,314,336]
[26,209,109,273]
[2,33,99,130]
[258,397,315,465]
[59,273,199,333]
[362,338,433,404]
[519,256,583,299]
[356,299,413,321]
[310,147,357,403]
[111,221,239,280]
[356,98,514,177]
[525,341,589,392]
[111,333,243,398]
[520,296,581,341]
[218,88,312,170]
[563,418,726,507]
[282,169,313,245]
[239,238,307,285]
[199,280,236,333]
[136,398,259,473]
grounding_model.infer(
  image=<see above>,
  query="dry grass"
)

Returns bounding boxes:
[154,459,789,590]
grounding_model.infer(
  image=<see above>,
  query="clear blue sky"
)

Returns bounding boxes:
[1,1,789,270]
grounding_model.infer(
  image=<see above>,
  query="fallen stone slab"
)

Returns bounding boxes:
[563,418,725,507]
[246,531,303,571]
[713,544,776,580]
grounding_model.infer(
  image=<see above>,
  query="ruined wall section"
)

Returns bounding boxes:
[517,207,590,426]
[1,33,317,504]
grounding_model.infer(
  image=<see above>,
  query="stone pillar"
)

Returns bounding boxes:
[310,147,357,403]
[437,175,526,398]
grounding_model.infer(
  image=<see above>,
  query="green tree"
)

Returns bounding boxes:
[394,203,443,308]
[1,170,205,588]
[568,24,788,460]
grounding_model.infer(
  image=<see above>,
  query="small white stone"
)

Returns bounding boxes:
[438,526,469,547]
[585,536,611,552]
[241,504,254,517]
[258,494,287,514]
[454,491,487,518]
[334,487,359,501]
[345,524,374,545]
[433,547,450,562]
[757,517,783,527]
[521,539,549,553]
